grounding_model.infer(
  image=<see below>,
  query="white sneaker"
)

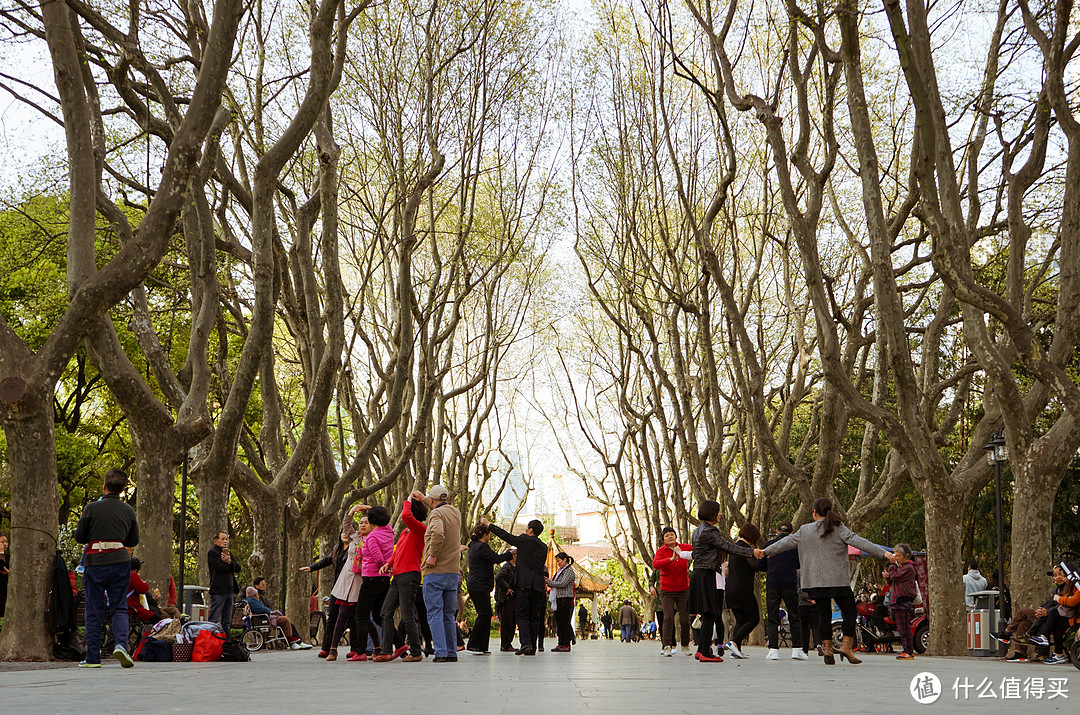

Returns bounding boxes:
[297,641,313,650]
[663,646,673,657]
[791,648,808,660]
[682,645,692,656]
[766,648,780,660]
[112,647,134,668]
[726,641,747,659]
[289,641,305,650]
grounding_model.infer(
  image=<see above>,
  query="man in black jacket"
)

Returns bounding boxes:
[74,468,139,668]
[756,521,805,660]
[481,516,546,656]
[208,530,241,631]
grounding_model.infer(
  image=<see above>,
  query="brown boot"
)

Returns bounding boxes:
[838,636,862,664]
[822,639,835,665]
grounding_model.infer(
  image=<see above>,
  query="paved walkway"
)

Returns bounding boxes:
[0,640,1074,713]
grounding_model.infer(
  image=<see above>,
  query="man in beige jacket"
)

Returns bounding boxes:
[414,485,462,662]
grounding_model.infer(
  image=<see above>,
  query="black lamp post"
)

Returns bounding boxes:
[983,430,1008,616]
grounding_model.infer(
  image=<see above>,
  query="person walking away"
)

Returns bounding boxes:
[300,525,351,656]
[207,530,242,633]
[373,497,429,662]
[725,523,764,659]
[482,516,548,656]
[419,485,463,663]
[600,610,613,639]
[756,497,894,665]
[548,552,576,652]
[885,543,919,660]
[465,523,513,655]
[758,521,805,660]
[618,601,635,643]
[495,550,518,651]
[577,602,589,640]
[687,500,755,662]
[325,507,370,661]
[73,468,139,668]
[652,527,693,656]
[347,504,394,661]
[964,562,987,608]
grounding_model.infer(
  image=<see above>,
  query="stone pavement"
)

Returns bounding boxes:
[0,639,1075,714]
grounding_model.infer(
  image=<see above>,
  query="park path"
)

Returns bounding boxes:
[0,639,1073,713]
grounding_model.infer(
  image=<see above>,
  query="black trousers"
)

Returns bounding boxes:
[765,586,803,649]
[799,603,820,653]
[467,588,493,653]
[555,597,574,647]
[500,594,517,650]
[516,587,545,650]
[808,586,856,642]
[353,576,389,654]
[727,588,759,648]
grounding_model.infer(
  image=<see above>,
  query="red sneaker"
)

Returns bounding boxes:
[347,652,368,662]
[391,645,409,660]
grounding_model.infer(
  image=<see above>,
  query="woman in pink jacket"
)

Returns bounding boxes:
[347,504,395,661]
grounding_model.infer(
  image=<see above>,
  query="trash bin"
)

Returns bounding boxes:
[183,585,210,621]
[967,590,1000,657]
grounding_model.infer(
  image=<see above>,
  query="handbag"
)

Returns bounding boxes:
[691,614,702,630]
[192,629,226,662]
[350,541,363,574]
[913,580,924,607]
[171,642,194,662]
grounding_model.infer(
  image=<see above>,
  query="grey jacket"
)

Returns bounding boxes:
[547,564,576,599]
[762,520,888,590]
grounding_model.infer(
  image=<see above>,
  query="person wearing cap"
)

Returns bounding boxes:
[414,486,463,663]
[482,515,548,655]
[757,520,805,661]
[73,468,139,668]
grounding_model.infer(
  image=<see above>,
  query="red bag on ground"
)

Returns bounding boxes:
[192,629,226,662]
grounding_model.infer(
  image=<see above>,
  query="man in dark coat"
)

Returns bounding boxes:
[482,516,547,655]
[207,530,241,631]
[74,468,139,668]
[756,521,805,659]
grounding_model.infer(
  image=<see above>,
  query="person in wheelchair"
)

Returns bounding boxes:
[1024,563,1079,665]
[242,587,309,649]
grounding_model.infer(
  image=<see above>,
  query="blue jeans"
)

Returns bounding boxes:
[621,624,632,642]
[83,561,131,663]
[422,573,460,658]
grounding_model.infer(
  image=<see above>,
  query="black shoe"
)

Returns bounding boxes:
[538,647,545,652]
[500,647,516,652]
[515,646,528,655]
[433,656,449,663]
[521,647,536,656]
[446,656,458,662]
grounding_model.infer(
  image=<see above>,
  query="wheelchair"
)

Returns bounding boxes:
[240,613,291,652]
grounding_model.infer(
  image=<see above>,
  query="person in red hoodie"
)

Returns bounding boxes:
[653,527,694,657]
[373,496,429,662]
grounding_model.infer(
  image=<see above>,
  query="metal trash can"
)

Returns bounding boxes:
[967,590,1000,657]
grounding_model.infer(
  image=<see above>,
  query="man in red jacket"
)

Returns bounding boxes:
[652,527,693,656]
[374,497,429,662]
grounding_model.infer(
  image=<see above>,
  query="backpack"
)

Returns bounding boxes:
[137,638,173,662]
[221,639,251,662]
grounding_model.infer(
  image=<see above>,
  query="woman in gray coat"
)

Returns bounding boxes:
[756,498,895,665]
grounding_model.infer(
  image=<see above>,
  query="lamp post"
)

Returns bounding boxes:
[983,430,1008,616]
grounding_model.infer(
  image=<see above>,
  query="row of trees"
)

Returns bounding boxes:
[0,0,560,659]
[1,0,1077,660]
[551,0,1080,655]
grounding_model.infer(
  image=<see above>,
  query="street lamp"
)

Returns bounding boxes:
[983,430,1008,619]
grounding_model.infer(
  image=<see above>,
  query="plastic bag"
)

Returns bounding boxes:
[182,620,225,644]
[192,629,226,662]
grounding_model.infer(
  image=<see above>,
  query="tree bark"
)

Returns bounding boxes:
[0,388,59,661]
[923,492,967,656]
